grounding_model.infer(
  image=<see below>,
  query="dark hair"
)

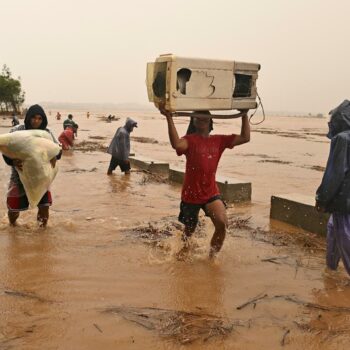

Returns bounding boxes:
[186,111,213,135]
[68,114,73,119]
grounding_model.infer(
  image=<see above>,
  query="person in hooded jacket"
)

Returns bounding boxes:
[3,104,62,227]
[107,117,137,175]
[316,100,350,276]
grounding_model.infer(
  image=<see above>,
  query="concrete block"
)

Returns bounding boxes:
[216,175,251,202]
[169,167,185,183]
[169,167,251,202]
[129,156,169,174]
[270,193,330,235]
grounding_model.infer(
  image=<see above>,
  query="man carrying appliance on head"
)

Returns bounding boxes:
[160,105,250,258]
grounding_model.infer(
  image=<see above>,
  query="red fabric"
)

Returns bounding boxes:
[58,128,75,150]
[177,134,236,204]
[7,182,52,211]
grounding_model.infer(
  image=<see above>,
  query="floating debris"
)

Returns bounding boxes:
[89,135,107,140]
[131,136,159,144]
[104,306,246,344]
[3,289,51,303]
[64,167,98,173]
[122,222,178,244]
[228,216,251,229]
[74,140,106,152]
[137,170,168,185]
[236,293,268,310]
[258,159,292,165]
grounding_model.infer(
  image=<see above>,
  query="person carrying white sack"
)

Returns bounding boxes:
[2,104,62,227]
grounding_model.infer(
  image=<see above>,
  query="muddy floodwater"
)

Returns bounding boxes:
[1,111,350,349]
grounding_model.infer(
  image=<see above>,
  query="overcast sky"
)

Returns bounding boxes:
[1,0,349,113]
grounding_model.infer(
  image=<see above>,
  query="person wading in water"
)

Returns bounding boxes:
[160,106,250,258]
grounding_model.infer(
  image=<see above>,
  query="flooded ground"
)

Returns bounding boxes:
[1,111,350,349]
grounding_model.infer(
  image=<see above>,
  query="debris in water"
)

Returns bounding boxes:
[65,167,98,173]
[123,222,177,244]
[89,135,107,140]
[74,140,107,152]
[236,293,268,310]
[4,289,51,303]
[228,216,251,229]
[280,329,290,346]
[261,256,289,264]
[104,306,246,344]
[93,323,103,333]
[236,293,350,313]
[137,170,168,185]
[131,136,159,144]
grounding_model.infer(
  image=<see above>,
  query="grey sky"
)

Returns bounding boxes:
[1,0,349,113]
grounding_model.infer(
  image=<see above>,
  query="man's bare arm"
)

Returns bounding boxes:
[232,112,250,146]
[160,106,188,152]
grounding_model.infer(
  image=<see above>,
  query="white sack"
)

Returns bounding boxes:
[0,130,61,207]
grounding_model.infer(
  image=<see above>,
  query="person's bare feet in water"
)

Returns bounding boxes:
[176,235,191,260]
[37,207,49,228]
[209,247,218,259]
[8,211,19,226]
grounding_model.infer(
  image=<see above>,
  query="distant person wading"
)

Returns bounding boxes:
[107,117,137,175]
[63,114,78,136]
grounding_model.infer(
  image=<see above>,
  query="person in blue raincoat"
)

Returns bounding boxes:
[316,100,350,276]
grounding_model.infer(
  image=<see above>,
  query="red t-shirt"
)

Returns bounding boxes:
[177,134,236,204]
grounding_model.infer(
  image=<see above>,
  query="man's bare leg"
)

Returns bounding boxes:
[176,225,196,259]
[205,200,228,258]
[37,207,49,227]
[8,211,19,226]
[183,225,196,241]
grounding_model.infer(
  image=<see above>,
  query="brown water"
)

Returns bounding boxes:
[0,111,350,349]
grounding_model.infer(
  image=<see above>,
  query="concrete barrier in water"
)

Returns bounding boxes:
[129,156,169,174]
[270,193,330,235]
[169,167,251,202]
[168,167,185,183]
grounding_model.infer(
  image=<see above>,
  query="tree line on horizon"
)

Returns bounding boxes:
[0,65,25,114]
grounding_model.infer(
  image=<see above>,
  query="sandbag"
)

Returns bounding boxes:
[0,130,61,207]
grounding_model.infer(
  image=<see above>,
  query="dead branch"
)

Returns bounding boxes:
[281,329,290,346]
[236,293,268,310]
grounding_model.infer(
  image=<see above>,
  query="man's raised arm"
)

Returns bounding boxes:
[232,111,250,146]
[160,106,188,153]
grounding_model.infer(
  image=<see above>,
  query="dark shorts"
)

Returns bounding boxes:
[178,195,225,229]
[108,156,131,173]
[7,182,52,212]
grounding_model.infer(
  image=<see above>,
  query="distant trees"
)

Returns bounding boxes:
[0,65,25,114]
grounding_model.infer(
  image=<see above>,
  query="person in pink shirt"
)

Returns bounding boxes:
[160,107,250,258]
